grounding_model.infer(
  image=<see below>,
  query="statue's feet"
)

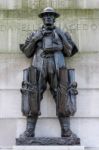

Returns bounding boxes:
[61,129,76,137]
[19,129,34,139]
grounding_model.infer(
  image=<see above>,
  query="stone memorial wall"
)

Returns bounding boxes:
[0,0,99,150]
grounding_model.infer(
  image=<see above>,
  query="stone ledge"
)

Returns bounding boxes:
[85,148,99,150]
[0,147,12,150]
[13,145,84,150]
[1,146,99,150]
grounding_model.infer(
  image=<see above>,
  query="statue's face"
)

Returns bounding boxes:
[42,13,55,26]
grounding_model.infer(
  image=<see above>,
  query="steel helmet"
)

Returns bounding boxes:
[38,7,60,18]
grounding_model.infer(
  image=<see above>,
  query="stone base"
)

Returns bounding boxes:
[16,136,80,145]
[13,146,84,150]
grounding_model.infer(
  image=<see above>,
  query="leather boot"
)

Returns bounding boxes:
[20,116,38,138]
[58,117,74,137]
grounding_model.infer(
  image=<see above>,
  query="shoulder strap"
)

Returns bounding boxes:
[55,27,72,50]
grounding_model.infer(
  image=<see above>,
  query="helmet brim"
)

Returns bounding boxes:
[38,12,60,18]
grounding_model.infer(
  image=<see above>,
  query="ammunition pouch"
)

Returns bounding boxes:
[20,66,41,116]
[56,68,78,117]
[67,69,78,115]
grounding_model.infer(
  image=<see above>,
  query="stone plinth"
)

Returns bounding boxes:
[13,146,84,150]
[16,136,80,145]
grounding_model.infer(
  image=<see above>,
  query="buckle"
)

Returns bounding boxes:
[40,51,54,58]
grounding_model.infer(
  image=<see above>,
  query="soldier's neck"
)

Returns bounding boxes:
[43,24,55,30]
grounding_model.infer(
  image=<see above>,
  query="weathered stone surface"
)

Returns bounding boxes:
[85,148,99,150]
[0,54,31,89]
[0,89,99,118]
[0,0,22,9]
[0,0,99,9]
[78,18,99,52]
[0,119,16,146]
[27,0,99,9]
[71,118,99,147]
[0,90,22,118]
[0,19,38,53]
[0,148,12,150]
[3,147,99,150]
[67,53,99,89]
[13,146,84,150]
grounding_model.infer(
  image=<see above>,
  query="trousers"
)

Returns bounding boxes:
[38,56,58,101]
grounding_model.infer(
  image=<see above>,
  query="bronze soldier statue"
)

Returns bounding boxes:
[19,7,78,139]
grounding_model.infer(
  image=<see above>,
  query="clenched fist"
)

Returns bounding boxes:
[31,31,43,42]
